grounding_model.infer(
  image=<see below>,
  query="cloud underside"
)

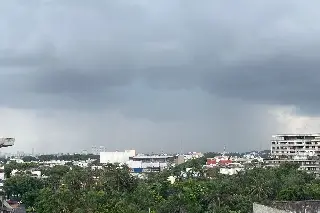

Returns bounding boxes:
[0,0,319,152]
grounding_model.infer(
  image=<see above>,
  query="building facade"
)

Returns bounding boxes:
[271,134,320,158]
[253,203,287,213]
[267,134,320,173]
[92,146,107,155]
[100,150,136,164]
[99,151,173,173]
[253,201,320,213]
[128,155,174,173]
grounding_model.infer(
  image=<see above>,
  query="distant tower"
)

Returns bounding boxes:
[92,146,97,155]
[99,146,105,153]
[222,146,226,156]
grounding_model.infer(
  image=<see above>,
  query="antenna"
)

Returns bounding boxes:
[223,145,226,156]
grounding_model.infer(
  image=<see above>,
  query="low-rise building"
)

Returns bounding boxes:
[174,155,185,165]
[128,155,174,173]
[219,163,245,175]
[206,155,232,167]
[183,152,203,161]
[100,150,136,164]
[99,150,173,173]
[253,201,320,213]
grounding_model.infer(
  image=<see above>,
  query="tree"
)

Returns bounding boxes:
[22,156,38,162]
[4,174,44,209]
[5,153,320,213]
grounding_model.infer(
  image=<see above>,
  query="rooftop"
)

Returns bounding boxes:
[132,155,174,159]
[272,133,320,137]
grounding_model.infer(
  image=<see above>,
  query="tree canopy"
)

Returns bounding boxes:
[3,159,318,213]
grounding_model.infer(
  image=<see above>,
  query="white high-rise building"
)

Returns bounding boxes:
[92,146,107,155]
[271,134,320,158]
[266,133,320,173]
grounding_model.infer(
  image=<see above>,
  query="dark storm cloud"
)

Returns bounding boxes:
[205,55,320,106]
[0,0,320,114]
[3,1,314,153]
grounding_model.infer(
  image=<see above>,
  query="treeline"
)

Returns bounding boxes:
[3,159,320,213]
[21,153,99,162]
[0,154,99,165]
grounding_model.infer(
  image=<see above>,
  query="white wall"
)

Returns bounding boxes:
[100,150,136,164]
[125,150,136,156]
[31,171,41,177]
[126,160,142,168]
[220,167,244,175]
[253,203,287,213]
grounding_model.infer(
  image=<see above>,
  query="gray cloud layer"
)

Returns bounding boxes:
[0,0,318,153]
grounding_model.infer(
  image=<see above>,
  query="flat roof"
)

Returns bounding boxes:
[272,133,320,137]
[131,155,174,159]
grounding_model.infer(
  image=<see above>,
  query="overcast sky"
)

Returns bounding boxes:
[1,0,320,154]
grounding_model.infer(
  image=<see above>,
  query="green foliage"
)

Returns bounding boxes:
[22,156,38,162]
[4,174,44,206]
[36,154,99,162]
[3,159,320,213]
[4,161,38,178]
